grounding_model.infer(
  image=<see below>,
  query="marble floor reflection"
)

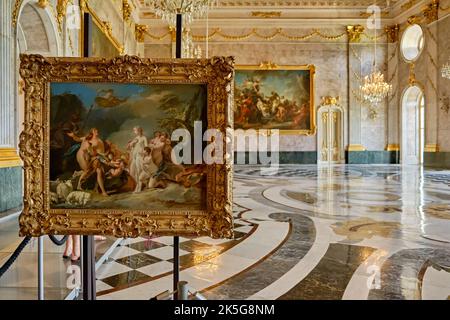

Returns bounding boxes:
[94,165,450,300]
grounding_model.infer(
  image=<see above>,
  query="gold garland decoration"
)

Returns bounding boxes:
[144,27,347,42]
[144,29,171,41]
[143,27,393,43]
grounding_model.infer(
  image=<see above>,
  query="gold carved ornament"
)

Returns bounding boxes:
[143,27,347,43]
[346,25,365,43]
[422,0,439,24]
[122,0,133,22]
[37,0,49,8]
[321,96,340,106]
[251,11,282,18]
[385,24,400,43]
[135,24,149,43]
[18,54,235,239]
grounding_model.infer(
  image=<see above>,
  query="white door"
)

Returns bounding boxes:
[401,86,424,165]
[318,106,344,164]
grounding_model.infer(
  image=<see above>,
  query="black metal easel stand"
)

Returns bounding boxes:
[172,13,183,301]
[81,12,96,301]
[82,235,96,300]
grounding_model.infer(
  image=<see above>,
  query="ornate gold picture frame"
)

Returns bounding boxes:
[235,63,316,135]
[19,54,234,239]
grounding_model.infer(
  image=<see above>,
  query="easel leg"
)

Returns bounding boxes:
[38,236,44,300]
[82,235,96,300]
[173,236,180,300]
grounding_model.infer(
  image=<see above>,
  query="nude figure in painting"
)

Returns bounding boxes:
[66,128,109,196]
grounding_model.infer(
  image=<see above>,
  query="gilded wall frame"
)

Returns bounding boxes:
[235,64,316,135]
[19,54,234,239]
[79,0,124,56]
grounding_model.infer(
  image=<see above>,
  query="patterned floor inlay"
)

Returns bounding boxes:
[203,213,315,300]
[279,244,376,300]
[96,165,450,300]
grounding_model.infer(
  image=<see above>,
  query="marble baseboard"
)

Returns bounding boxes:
[346,151,400,164]
[424,152,450,169]
[0,166,22,213]
[234,152,317,165]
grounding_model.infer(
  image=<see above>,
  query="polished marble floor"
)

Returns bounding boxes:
[94,165,450,300]
[1,165,450,300]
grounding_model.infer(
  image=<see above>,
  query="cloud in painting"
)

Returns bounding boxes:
[94,89,129,108]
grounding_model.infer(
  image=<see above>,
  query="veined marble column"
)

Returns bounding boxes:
[0,0,16,150]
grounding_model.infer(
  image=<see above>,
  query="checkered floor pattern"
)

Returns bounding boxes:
[96,206,254,292]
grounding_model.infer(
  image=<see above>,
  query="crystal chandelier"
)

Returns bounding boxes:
[182,29,202,58]
[360,66,393,104]
[442,58,450,80]
[145,0,218,26]
[360,0,392,105]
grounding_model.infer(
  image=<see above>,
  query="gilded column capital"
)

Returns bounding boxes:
[346,25,365,43]
[135,24,149,43]
[385,24,400,43]
[422,0,439,24]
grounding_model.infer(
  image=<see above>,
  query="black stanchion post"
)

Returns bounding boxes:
[172,13,183,301]
[81,12,96,301]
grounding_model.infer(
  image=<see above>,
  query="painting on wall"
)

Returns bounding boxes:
[19,55,234,238]
[80,1,123,57]
[234,65,316,135]
[90,18,121,58]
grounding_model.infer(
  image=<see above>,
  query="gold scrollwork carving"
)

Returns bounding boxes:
[321,96,340,106]
[251,11,281,18]
[19,54,235,239]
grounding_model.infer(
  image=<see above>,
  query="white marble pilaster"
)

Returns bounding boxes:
[387,42,399,148]
[0,0,16,149]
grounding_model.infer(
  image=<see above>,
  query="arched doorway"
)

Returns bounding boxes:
[317,103,344,164]
[401,86,425,165]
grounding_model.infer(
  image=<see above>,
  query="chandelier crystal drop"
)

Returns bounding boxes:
[360,67,393,104]
[442,59,450,80]
[145,0,218,26]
